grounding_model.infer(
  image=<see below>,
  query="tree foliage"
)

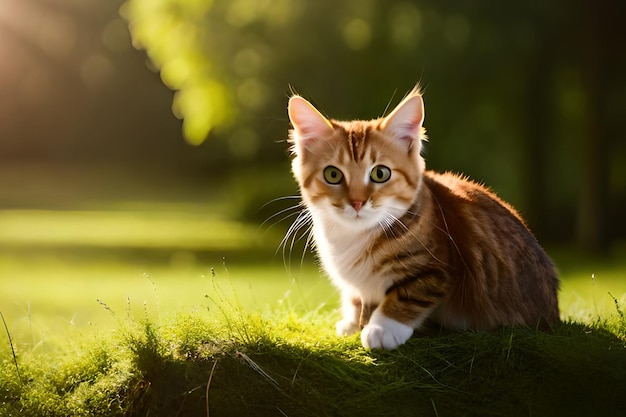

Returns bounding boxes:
[122,0,626,250]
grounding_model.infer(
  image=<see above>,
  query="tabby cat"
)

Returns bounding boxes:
[287,87,559,350]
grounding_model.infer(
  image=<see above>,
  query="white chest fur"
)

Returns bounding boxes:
[312,220,393,304]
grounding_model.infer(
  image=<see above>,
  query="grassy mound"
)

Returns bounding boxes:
[2,302,626,417]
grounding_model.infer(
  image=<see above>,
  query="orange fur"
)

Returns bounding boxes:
[287,89,559,349]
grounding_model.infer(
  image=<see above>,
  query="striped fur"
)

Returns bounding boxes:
[287,90,559,349]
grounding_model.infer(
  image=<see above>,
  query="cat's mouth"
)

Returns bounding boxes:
[343,205,376,222]
[325,202,382,229]
[347,205,367,219]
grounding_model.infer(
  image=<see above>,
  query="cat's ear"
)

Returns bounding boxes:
[288,96,334,152]
[380,92,424,151]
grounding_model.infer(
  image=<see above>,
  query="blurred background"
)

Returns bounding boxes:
[1,0,625,334]
[2,0,625,249]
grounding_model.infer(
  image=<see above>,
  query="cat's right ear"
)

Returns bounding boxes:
[288,96,334,153]
[380,92,424,151]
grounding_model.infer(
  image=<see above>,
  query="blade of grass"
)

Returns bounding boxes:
[0,310,23,385]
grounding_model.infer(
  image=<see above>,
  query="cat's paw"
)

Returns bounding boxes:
[361,311,414,350]
[336,319,360,336]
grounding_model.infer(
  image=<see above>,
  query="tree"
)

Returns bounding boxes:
[119,0,626,249]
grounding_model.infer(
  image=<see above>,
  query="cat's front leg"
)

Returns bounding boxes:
[361,285,439,349]
[361,309,414,350]
[335,292,361,336]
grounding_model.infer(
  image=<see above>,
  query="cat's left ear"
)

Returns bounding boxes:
[380,92,424,151]
[288,96,334,153]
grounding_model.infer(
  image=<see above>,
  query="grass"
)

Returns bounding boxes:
[2,299,625,417]
[1,208,626,416]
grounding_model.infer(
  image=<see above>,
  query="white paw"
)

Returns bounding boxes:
[361,311,414,350]
[336,319,360,336]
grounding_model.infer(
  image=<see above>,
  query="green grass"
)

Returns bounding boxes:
[2,300,625,417]
[552,246,626,321]
[1,208,626,416]
[0,207,263,250]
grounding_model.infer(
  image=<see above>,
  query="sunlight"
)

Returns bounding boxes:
[0,0,77,60]
[0,0,124,104]
[0,0,76,110]
[0,209,265,250]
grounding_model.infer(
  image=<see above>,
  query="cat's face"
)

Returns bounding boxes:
[288,90,426,232]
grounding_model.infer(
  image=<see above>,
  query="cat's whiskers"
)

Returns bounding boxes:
[260,201,305,230]
[278,209,313,271]
[427,190,473,279]
[381,210,447,266]
[278,209,311,254]
[376,214,394,241]
[388,204,455,243]
[259,196,312,271]
[378,212,400,238]
[376,213,420,273]
[259,195,302,210]
[299,223,315,268]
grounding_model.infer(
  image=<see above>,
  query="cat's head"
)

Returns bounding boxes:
[288,89,426,232]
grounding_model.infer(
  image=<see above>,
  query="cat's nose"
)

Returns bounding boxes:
[352,200,364,212]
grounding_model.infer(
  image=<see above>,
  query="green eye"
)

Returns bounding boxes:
[323,166,343,184]
[370,165,392,183]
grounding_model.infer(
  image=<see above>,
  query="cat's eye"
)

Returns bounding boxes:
[323,166,343,184]
[370,165,392,183]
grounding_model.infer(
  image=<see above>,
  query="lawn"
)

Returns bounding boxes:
[0,207,331,344]
[1,208,625,416]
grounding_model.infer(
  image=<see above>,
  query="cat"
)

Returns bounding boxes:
[287,87,560,350]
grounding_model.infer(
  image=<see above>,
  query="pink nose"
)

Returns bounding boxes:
[352,200,364,212]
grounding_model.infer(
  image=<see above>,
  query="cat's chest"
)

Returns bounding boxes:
[313,224,393,301]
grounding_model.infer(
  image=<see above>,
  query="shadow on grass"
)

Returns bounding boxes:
[121,318,626,417]
[2,310,625,417]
